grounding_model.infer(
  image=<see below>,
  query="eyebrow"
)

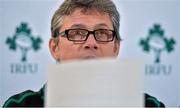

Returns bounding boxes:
[94,23,110,29]
[70,23,111,30]
[70,24,87,29]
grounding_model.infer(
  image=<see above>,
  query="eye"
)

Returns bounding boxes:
[95,30,113,41]
[68,29,88,41]
[77,29,87,35]
[69,29,86,35]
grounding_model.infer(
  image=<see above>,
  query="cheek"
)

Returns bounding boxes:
[58,39,81,60]
[100,43,115,56]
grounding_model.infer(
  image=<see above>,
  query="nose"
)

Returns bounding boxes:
[83,34,99,50]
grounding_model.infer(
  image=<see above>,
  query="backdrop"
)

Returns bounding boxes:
[0,0,179,107]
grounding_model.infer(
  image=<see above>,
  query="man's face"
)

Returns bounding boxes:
[49,9,120,62]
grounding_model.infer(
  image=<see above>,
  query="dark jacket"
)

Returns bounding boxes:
[3,85,165,107]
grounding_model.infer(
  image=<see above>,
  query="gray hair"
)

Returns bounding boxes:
[51,0,121,43]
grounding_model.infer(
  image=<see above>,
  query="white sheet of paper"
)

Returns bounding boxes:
[46,59,144,107]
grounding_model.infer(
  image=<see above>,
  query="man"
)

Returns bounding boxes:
[3,0,165,107]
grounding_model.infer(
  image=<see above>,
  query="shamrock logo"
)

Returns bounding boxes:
[6,22,43,62]
[139,24,176,63]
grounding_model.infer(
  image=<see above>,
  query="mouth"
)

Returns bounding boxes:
[81,54,98,59]
[82,56,97,59]
[80,51,98,60]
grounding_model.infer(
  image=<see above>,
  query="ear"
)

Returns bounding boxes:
[113,39,120,57]
[49,38,60,61]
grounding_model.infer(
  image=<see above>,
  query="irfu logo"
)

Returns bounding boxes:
[139,24,176,76]
[139,24,176,63]
[6,22,42,62]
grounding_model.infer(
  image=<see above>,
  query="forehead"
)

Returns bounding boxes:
[60,8,113,31]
